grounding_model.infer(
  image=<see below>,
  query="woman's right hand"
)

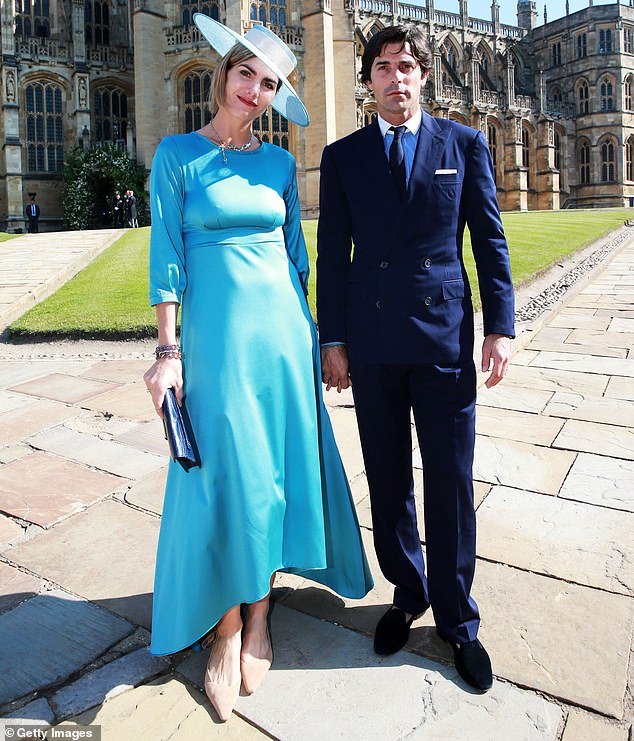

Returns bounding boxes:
[143,358,183,419]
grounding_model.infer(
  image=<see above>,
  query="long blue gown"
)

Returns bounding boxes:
[148,132,373,656]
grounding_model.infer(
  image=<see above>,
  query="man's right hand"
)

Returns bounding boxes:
[320,344,351,392]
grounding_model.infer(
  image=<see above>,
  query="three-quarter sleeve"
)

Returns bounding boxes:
[149,137,188,307]
[282,157,309,296]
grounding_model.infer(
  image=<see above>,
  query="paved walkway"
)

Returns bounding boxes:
[0,227,632,740]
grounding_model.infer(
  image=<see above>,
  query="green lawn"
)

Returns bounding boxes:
[9,209,632,338]
[0,233,20,242]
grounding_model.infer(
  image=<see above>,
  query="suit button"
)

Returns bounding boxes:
[423,258,432,268]
[424,296,432,306]
[376,300,382,309]
[379,261,389,269]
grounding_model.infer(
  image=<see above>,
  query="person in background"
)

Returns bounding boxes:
[112,190,125,228]
[25,195,40,233]
[125,189,138,227]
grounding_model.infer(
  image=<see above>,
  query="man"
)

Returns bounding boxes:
[25,195,40,233]
[112,190,125,228]
[316,25,514,692]
[125,189,138,228]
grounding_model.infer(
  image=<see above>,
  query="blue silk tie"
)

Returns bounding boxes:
[389,125,407,200]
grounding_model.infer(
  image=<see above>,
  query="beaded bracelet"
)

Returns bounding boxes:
[155,344,182,360]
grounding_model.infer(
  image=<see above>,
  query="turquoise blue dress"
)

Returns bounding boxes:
[148,132,373,656]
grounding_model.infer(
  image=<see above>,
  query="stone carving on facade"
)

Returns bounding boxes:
[516,118,522,143]
[5,70,16,103]
[548,120,554,145]
[78,75,88,108]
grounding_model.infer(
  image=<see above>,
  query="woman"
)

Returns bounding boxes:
[144,13,373,722]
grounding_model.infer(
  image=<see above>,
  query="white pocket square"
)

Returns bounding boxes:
[434,169,458,175]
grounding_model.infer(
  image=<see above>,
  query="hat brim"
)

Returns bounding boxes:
[193,13,309,127]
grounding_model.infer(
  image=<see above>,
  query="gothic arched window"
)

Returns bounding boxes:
[441,41,458,70]
[578,140,590,184]
[522,127,530,187]
[601,138,616,182]
[183,0,220,28]
[25,79,64,172]
[15,0,50,38]
[253,108,289,150]
[625,76,633,110]
[626,136,634,181]
[93,87,128,146]
[578,80,589,114]
[85,0,110,47]
[183,68,213,133]
[600,77,614,111]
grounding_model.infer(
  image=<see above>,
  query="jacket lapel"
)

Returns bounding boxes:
[406,111,447,207]
[363,120,402,207]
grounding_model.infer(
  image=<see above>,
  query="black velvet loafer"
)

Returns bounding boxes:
[374,605,427,656]
[438,633,493,692]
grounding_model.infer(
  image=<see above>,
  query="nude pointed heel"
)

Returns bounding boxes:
[240,629,273,695]
[203,631,242,722]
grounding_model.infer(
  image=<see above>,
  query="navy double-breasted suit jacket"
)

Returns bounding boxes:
[316,111,515,366]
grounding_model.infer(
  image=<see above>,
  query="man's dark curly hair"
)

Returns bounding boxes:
[360,25,433,85]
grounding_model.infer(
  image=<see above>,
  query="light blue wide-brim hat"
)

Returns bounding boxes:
[193,12,309,127]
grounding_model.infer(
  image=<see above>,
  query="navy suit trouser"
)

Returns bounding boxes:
[350,360,481,643]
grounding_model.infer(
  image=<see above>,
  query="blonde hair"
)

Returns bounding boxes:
[209,43,282,115]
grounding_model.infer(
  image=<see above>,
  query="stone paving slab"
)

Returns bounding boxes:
[554,419,634,460]
[124,466,168,515]
[473,435,575,495]
[543,391,634,427]
[8,372,117,404]
[611,316,634,333]
[0,389,36,414]
[115,419,169,457]
[178,604,563,740]
[0,514,23,544]
[51,647,170,721]
[476,405,564,446]
[569,327,634,349]
[559,453,634,512]
[81,359,151,385]
[475,384,554,414]
[549,312,611,330]
[0,443,32,465]
[474,560,633,718]
[502,364,609,396]
[477,486,634,595]
[0,360,87,388]
[0,399,79,447]
[0,451,123,527]
[27,425,165,479]
[6,500,159,629]
[0,589,133,706]
[529,351,634,377]
[605,376,634,401]
[526,339,628,358]
[62,676,264,739]
[83,382,157,423]
[0,562,40,615]
[562,707,630,741]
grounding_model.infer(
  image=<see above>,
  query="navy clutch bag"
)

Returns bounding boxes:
[162,388,200,472]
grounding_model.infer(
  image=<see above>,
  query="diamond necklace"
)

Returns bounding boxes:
[209,121,254,163]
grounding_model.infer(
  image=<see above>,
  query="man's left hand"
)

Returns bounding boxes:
[481,333,512,388]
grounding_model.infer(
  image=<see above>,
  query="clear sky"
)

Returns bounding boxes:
[435,0,614,27]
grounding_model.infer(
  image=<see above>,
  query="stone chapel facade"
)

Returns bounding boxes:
[1,0,634,230]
